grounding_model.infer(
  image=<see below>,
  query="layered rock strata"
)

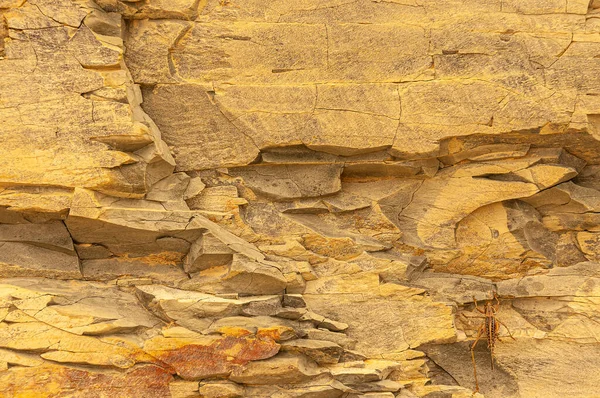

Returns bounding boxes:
[2,0,600,397]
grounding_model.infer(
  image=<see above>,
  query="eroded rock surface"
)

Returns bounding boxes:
[2,0,600,397]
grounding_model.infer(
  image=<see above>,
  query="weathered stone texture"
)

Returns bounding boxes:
[2,0,600,397]
[125,2,600,167]
[1,1,175,206]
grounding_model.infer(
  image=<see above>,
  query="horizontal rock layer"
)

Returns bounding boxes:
[2,0,600,397]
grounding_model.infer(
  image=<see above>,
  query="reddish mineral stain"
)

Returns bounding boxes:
[154,336,280,380]
[0,365,174,398]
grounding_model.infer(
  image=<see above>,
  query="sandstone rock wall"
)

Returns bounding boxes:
[1,0,600,397]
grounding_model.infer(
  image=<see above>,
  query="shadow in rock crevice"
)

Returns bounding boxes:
[421,341,520,398]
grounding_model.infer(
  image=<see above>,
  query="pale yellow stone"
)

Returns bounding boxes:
[304,294,455,356]
[304,272,380,294]
[0,0,174,212]
[170,380,201,398]
[0,348,43,367]
[496,339,600,397]
[229,353,326,385]
[513,165,578,189]
[198,381,244,398]
[2,1,600,398]
[0,322,154,368]
[398,164,539,249]
[186,186,247,212]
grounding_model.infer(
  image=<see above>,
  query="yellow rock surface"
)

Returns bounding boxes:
[2,0,600,396]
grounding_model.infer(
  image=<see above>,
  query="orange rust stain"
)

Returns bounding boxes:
[256,327,282,341]
[217,336,279,364]
[256,326,296,342]
[0,365,173,398]
[153,336,280,380]
[216,326,253,337]
[156,344,232,380]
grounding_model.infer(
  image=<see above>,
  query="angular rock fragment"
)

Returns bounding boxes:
[198,380,245,398]
[330,367,381,384]
[543,212,600,232]
[0,221,80,278]
[305,329,357,350]
[349,379,403,393]
[283,294,307,308]
[340,350,368,363]
[344,158,439,181]
[230,164,343,201]
[0,278,161,338]
[497,262,600,298]
[0,186,73,223]
[245,375,350,397]
[139,83,260,170]
[181,254,287,295]
[287,213,393,256]
[229,353,327,385]
[205,316,302,342]
[513,164,577,189]
[187,216,266,262]
[304,294,454,356]
[146,173,191,203]
[184,177,206,200]
[300,311,349,332]
[0,322,157,368]
[275,307,308,320]
[525,181,600,214]
[184,232,234,274]
[0,221,73,251]
[397,155,577,249]
[82,257,188,284]
[169,380,200,398]
[35,298,158,336]
[281,339,344,365]
[135,284,282,325]
[74,243,113,260]
[0,348,44,367]
[0,242,80,279]
[1,1,175,203]
[66,188,203,261]
[186,185,247,213]
[438,143,531,166]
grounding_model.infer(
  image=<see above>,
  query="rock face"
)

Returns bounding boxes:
[1,0,600,397]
